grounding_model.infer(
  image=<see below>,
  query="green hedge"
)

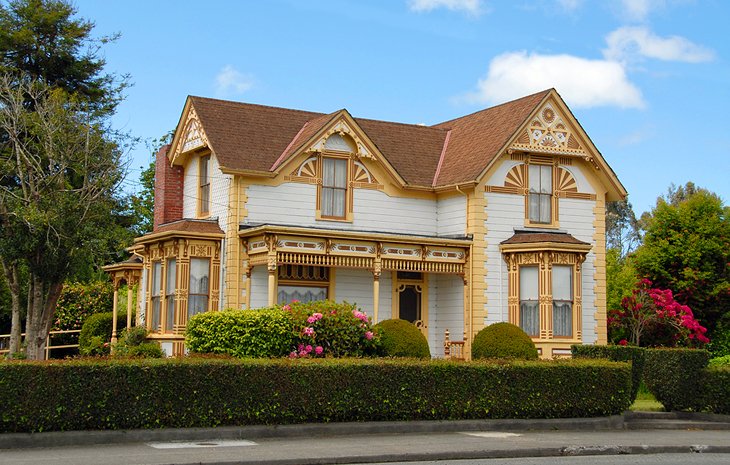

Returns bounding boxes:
[186,309,296,358]
[643,348,710,411]
[571,344,646,403]
[703,367,730,415]
[79,311,133,356]
[0,358,632,432]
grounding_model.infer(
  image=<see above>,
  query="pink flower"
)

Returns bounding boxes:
[303,327,315,337]
[282,304,291,312]
[618,339,628,346]
[305,345,313,353]
[289,351,298,358]
[307,316,316,324]
[315,346,323,355]
[365,331,374,341]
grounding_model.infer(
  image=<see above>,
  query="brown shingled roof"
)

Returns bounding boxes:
[186,91,550,187]
[500,231,590,246]
[152,219,224,236]
[432,90,550,186]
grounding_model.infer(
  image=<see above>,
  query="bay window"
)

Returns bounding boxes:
[277,264,329,304]
[519,266,539,336]
[188,258,210,318]
[165,259,176,333]
[150,262,162,331]
[552,265,573,337]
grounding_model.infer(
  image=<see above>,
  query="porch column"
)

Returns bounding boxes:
[266,234,277,306]
[126,283,133,330]
[111,279,120,347]
[372,271,380,323]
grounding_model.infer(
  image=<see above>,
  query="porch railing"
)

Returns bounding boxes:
[0,329,81,360]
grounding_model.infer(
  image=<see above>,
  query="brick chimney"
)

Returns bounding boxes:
[153,144,184,230]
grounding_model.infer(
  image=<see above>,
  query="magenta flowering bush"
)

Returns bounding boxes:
[282,300,380,358]
[608,279,709,347]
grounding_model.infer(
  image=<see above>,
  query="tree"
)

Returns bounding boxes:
[128,161,155,236]
[0,75,127,359]
[0,0,126,114]
[633,183,730,334]
[606,198,641,259]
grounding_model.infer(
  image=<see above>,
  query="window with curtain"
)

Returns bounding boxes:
[150,262,162,332]
[321,157,347,218]
[188,258,210,318]
[277,265,328,305]
[552,265,573,337]
[165,259,176,333]
[528,164,552,224]
[519,266,539,336]
[199,155,210,216]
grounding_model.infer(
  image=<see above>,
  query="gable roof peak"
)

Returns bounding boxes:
[434,89,552,129]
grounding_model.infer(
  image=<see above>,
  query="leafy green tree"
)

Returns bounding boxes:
[0,76,128,359]
[128,161,155,236]
[606,248,636,315]
[0,0,126,113]
[633,183,730,334]
[606,198,641,259]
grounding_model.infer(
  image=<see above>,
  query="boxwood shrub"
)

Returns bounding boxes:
[373,319,430,358]
[0,358,632,432]
[186,309,296,358]
[571,344,646,403]
[643,348,710,411]
[703,367,730,415]
[78,311,134,356]
[472,323,538,360]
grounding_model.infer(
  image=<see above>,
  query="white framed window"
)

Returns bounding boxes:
[519,266,539,336]
[552,265,573,337]
[188,258,210,318]
[528,164,552,224]
[198,155,210,216]
[321,157,348,218]
[165,259,176,333]
[150,261,162,332]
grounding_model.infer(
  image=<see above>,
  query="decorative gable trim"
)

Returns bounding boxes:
[307,119,374,160]
[170,105,210,165]
[509,102,585,157]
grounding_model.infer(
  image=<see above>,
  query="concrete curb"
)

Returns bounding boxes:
[0,416,625,450]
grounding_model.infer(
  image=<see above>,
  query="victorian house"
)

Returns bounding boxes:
[107,89,626,358]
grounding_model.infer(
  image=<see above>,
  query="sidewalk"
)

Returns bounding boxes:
[2,413,730,465]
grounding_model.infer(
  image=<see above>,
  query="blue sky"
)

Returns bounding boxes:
[75,0,729,216]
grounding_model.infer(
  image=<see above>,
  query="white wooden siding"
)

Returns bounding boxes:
[484,192,524,326]
[559,197,597,343]
[182,156,198,219]
[430,274,464,358]
[335,268,374,316]
[245,183,440,236]
[249,266,269,309]
[378,272,392,324]
[437,195,466,236]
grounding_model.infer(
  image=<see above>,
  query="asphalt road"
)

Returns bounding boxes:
[359,455,730,465]
[2,429,730,465]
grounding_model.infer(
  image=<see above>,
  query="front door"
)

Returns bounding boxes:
[395,271,428,337]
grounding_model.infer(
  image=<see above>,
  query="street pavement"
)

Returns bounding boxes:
[2,428,730,465]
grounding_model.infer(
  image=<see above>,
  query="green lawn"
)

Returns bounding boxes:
[629,385,664,411]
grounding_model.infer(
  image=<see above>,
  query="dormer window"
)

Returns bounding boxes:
[528,164,552,224]
[199,155,210,217]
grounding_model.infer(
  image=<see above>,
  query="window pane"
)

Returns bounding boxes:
[332,189,345,217]
[529,164,540,191]
[322,158,335,186]
[277,285,327,305]
[333,159,347,188]
[200,185,209,214]
[520,302,539,336]
[190,258,210,294]
[321,187,334,216]
[552,266,572,300]
[165,259,176,332]
[529,193,540,221]
[519,267,538,300]
[166,260,176,294]
[199,156,208,183]
[151,262,162,297]
[540,165,552,193]
[553,302,572,337]
[539,194,551,223]
[188,295,208,318]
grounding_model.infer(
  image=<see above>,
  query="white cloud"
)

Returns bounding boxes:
[214,65,254,97]
[604,26,714,63]
[462,51,644,109]
[557,0,583,12]
[620,0,662,21]
[408,0,484,16]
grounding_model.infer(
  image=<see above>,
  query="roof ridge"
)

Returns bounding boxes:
[356,115,448,132]
[189,95,326,117]
[433,89,552,128]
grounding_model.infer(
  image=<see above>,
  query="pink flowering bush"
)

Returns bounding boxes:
[608,279,709,347]
[283,300,380,358]
[52,281,114,332]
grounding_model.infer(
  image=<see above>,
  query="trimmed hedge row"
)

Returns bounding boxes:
[0,358,632,432]
[704,367,730,415]
[643,348,711,412]
[571,344,645,402]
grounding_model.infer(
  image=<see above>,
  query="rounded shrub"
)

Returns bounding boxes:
[78,311,133,356]
[471,322,538,360]
[373,319,430,358]
[113,327,163,358]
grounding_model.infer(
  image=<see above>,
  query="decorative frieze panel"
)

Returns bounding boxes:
[510,102,585,156]
[276,236,326,253]
[171,107,210,163]
[382,244,421,259]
